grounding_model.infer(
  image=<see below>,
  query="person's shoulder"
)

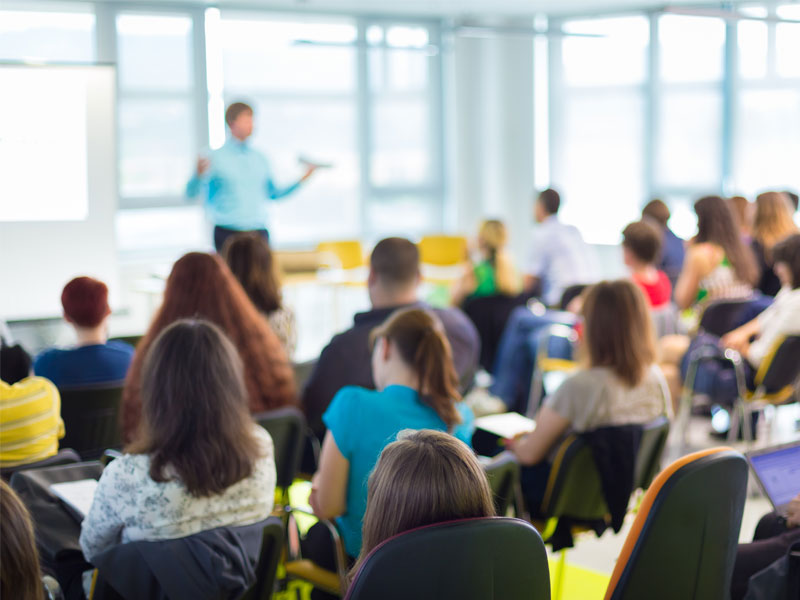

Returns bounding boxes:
[33,346,66,367]
[1,375,57,397]
[105,340,135,354]
[331,385,377,406]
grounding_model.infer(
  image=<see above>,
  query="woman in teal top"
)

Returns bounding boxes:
[308,308,475,561]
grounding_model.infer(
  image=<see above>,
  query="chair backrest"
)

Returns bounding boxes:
[462,294,526,373]
[58,382,124,460]
[239,517,284,600]
[540,435,607,522]
[605,447,748,600]
[698,296,771,337]
[755,335,800,395]
[0,448,81,481]
[253,407,305,491]
[482,452,521,517]
[632,416,670,491]
[108,335,142,349]
[292,359,317,392]
[345,517,550,600]
[316,240,364,270]
[418,235,468,267]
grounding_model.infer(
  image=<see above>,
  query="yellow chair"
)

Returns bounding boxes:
[316,241,365,271]
[417,235,468,290]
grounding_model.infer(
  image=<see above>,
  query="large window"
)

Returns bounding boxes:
[550,16,648,244]
[0,4,95,63]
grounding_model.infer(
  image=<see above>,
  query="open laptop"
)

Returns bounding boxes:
[746,441,800,517]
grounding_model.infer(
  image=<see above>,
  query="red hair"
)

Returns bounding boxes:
[121,252,296,442]
[61,276,110,327]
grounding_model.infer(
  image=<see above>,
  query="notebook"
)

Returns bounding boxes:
[50,479,98,522]
[746,441,800,516]
[474,412,536,439]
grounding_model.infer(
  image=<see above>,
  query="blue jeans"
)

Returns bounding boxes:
[489,306,575,414]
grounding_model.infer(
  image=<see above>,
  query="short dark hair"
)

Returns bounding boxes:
[773,233,800,289]
[370,238,420,288]
[225,102,253,128]
[537,189,560,215]
[783,190,799,212]
[642,199,670,227]
[622,220,663,265]
[128,319,262,497]
[61,276,110,328]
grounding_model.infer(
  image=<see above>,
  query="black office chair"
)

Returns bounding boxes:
[696,296,771,338]
[239,518,285,600]
[253,407,306,506]
[604,447,747,600]
[0,448,81,482]
[344,517,550,600]
[58,382,124,460]
[462,294,526,373]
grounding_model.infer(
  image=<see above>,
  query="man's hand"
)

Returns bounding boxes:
[196,157,210,176]
[786,493,800,527]
[300,164,318,182]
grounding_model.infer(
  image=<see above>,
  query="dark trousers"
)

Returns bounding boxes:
[213,226,269,253]
[731,511,800,600]
[300,522,355,600]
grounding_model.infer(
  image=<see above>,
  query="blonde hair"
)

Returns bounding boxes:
[582,280,657,387]
[753,192,798,255]
[478,219,519,295]
[351,430,495,578]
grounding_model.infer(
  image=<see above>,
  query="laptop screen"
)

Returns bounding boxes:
[749,444,800,507]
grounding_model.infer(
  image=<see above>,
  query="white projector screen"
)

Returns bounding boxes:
[0,64,119,320]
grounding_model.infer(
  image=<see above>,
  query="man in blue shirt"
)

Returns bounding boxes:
[34,277,134,388]
[186,102,317,252]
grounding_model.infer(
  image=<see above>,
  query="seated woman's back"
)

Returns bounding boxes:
[81,319,276,562]
[310,308,475,559]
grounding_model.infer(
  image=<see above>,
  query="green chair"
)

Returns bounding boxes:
[482,452,526,518]
[604,447,747,600]
[632,416,670,491]
[59,382,124,460]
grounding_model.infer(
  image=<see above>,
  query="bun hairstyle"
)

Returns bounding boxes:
[352,429,495,579]
[370,308,461,428]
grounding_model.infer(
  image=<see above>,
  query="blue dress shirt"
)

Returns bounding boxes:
[186,138,301,230]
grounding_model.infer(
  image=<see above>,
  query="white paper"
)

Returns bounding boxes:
[475,412,535,439]
[50,479,98,518]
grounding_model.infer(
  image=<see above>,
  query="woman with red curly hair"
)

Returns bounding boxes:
[121,252,296,442]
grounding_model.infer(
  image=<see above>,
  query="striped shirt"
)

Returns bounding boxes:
[0,377,64,467]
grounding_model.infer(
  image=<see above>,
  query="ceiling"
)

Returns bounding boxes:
[88,0,763,19]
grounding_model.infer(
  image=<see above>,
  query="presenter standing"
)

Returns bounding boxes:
[186,102,317,252]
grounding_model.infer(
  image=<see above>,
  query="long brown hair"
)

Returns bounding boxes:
[694,196,759,285]
[0,480,44,600]
[352,430,495,578]
[222,233,283,314]
[752,192,798,256]
[370,309,461,428]
[127,319,262,497]
[122,252,295,442]
[478,219,519,295]
[582,280,656,387]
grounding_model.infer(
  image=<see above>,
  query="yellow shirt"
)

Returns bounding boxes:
[0,376,64,467]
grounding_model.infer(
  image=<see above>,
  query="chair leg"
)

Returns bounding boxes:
[728,398,743,443]
[552,549,568,600]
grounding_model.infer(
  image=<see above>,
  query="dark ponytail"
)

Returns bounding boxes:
[370,309,462,428]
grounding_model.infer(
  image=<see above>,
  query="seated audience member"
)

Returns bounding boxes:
[524,188,598,306]
[306,308,474,572]
[728,195,754,244]
[659,196,760,404]
[302,238,479,440]
[686,234,800,407]
[731,493,800,600]
[1,480,49,600]
[621,220,672,309]
[350,429,495,578]
[222,232,297,357]
[642,199,685,292]
[80,319,276,562]
[34,277,134,388]
[1,335,32,385]
[750,192,798,297]
[0,376,64,469]
[505,280,669,514]
[451,219,520,306]
[121,252,295,442]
